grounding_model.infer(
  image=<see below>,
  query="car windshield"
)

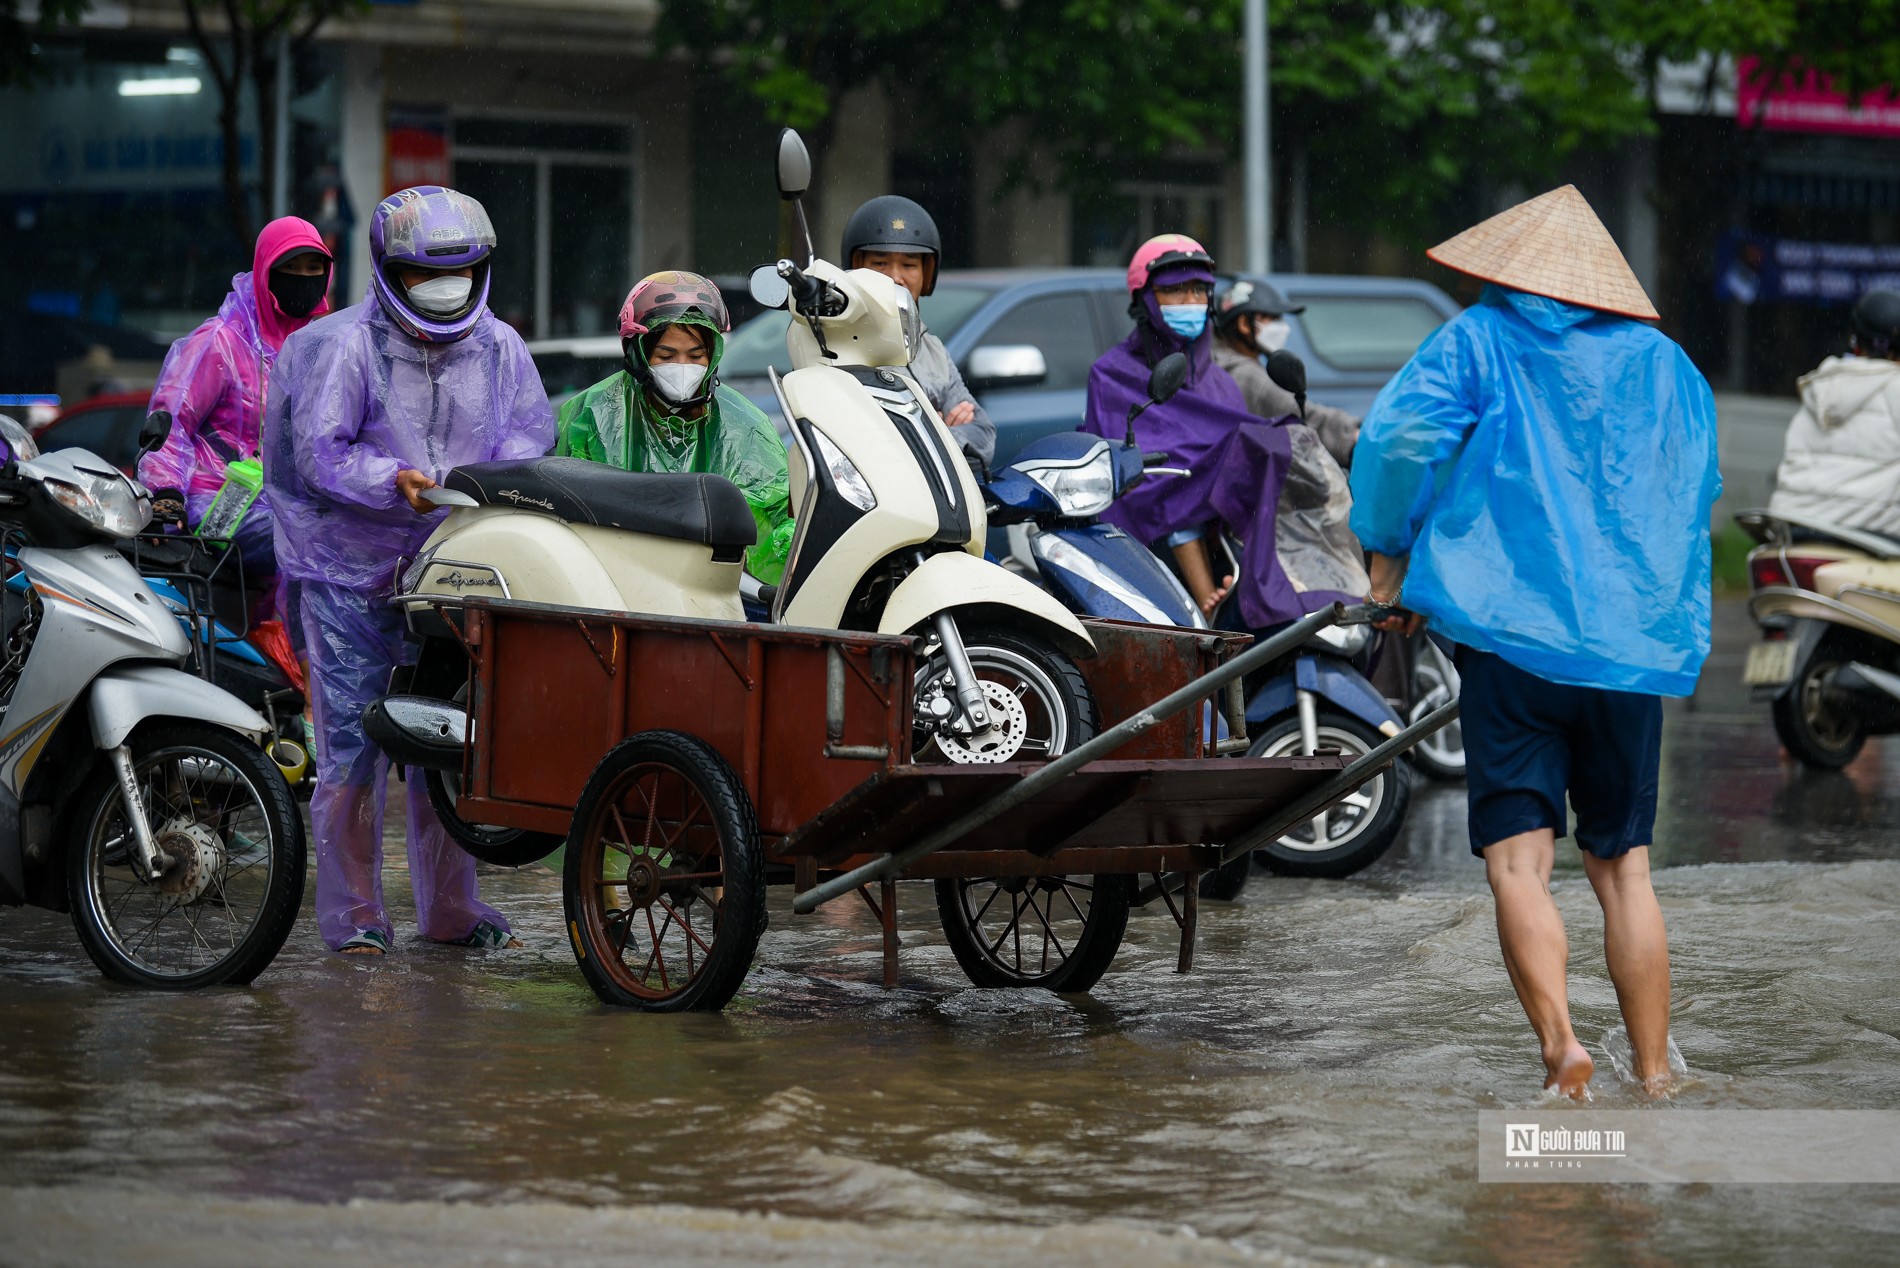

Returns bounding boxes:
[535,351,626,406]
[718,284,996,378]
[1295,295,1448,371]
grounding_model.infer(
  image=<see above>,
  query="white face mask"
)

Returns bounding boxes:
[650,362,709,403]
[1254,317,1291,355]
[407,274,473,315]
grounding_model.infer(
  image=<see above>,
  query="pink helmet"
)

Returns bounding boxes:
[1126,233,1216,295]
[617,270,730,339]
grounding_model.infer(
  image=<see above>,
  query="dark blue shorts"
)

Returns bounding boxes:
[1456,648,1662,860]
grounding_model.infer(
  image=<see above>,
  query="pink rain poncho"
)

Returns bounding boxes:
[139,217,332,568]
[262,294,555,950]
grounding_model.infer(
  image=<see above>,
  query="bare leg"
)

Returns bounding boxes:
[1484,830,1593,1097]
[1582,847,1672,1093]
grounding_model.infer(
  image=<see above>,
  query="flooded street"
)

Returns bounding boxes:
[4,600,1900,1265]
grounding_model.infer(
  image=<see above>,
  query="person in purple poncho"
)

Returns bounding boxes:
[262,186,556,956]
[1081,234,1364,633]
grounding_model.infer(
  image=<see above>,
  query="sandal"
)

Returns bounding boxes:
[453,921,521,949]
[338,928,390,956]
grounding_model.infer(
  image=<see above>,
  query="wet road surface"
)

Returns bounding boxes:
[3,600,1899,1265]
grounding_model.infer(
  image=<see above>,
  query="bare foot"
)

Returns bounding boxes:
[1543,1040,1594,1099]
[341,944,384,956]
[1639,1070,1678,1100]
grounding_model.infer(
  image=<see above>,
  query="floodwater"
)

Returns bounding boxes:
[3,600,1900,1266]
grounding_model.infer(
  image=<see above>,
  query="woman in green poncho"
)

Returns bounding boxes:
[555,271,794,583]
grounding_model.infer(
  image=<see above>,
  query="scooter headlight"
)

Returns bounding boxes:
[894,285,923,363]
[1015,443,1116,518]
[809,424,877,512]
[45,467,151,537]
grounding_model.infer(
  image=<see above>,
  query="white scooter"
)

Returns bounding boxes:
[0,417,305,987]
[747,128,1096,765]
[380,133,1097,865]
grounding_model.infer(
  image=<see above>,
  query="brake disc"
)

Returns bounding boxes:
[936,680,1029,764]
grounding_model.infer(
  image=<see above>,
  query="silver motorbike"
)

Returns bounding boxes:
[0,417,305,987]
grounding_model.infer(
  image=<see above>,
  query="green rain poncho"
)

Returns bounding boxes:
[554,321,794,584]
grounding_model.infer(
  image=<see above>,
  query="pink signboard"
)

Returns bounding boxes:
[1736,56,1900,139]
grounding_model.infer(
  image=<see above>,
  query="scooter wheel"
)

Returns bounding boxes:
[1247,710,1411,878]
[425,768,564,868]
[65,723,307,988]
[1771,656,1866,770]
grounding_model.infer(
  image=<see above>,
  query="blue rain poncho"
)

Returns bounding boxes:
[1348,285,1721,696]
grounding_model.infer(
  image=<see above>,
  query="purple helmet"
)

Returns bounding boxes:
[369,185,497,343]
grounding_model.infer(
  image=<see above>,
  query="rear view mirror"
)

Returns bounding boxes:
[748,263,791,310]
[140,411,172,457]
[775,129,811,199]
[1265,349,1307,398]
[1148,352,1188,405]
[965,345,1048,391]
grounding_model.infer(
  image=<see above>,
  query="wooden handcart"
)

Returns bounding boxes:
[416,598,1455,1011]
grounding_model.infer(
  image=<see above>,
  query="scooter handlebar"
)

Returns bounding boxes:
[776,259,826,312]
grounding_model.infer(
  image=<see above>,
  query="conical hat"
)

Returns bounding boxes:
[1427,185,1658,321]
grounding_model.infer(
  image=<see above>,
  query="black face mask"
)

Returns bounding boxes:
[269,267,329,318]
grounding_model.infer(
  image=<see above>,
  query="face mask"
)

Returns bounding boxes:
[650,362,709,403]
[1253,317,1291,355]
[268,268,328,319]
[407,274,473,315]
[1159,303,1207,340]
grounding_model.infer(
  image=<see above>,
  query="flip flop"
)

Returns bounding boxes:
[338,928,390,956]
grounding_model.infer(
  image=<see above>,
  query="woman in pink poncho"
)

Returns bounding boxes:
[139,217,334,589]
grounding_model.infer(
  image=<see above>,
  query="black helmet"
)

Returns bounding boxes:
[1214,277,1304,333]
[1851,288,1900,357]
[841,195,942,295]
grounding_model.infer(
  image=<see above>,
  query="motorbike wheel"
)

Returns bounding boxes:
[425,682,563,867]
[1772,655,1866,770]
[920,624,1129,990]
[562,730,766,1012]
[1407,656,1466,783]
[1198,852,1253,901]
[426,768,564,868]
[65,723,306,988]
[1248,711,1411,879]
[913,624,1097,765]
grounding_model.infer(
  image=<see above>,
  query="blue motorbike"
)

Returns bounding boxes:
[982,351,1411,886]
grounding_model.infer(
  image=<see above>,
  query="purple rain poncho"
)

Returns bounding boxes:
[1082,292,1356,628]
[262,296,556,592]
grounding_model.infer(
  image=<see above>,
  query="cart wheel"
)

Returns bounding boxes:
[934,873,1132,992]
[562,730,766,1012]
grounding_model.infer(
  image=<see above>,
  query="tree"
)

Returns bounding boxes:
[660,0,1900,247]
[178,0,363,243]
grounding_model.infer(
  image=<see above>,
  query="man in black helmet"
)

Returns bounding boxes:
[1770,287,1900,537]
[1211,279,1360,468]
[843,195,996,464]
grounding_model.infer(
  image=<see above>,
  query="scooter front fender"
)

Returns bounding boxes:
[879,552,1096,660]
[88,664,271,751]
[1246,655,1400,734]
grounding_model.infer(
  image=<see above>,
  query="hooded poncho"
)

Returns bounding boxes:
[1081,287,1361,628]
[139,216,332,553]
[554,316,794,584]
[1349,285,1720,695]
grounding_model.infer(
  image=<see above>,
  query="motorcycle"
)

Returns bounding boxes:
[0,415,306,987]
[1177,350,1412,879]
[1405,633,1464,782]
[1736,507,1900,768]
[379,128,1096,870]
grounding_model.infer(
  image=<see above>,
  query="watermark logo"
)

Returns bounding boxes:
[1503,1122,1626,1168]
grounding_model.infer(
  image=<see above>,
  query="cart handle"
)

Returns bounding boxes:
[791,602,1354,914]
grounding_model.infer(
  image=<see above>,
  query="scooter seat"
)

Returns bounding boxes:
[444,457,757,559]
